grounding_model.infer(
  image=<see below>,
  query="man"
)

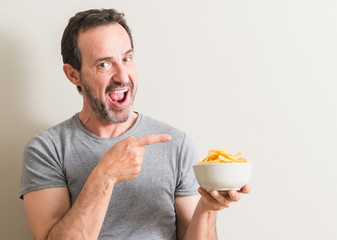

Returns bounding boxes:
[20,9,249,239]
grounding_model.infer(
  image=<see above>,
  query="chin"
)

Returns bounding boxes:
[105,107,133,124]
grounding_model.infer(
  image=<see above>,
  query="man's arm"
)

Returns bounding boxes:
[24,166,116,240]
[175,194,218,240]
[24,188,71,240]
[175,185,250,240]
[23,134,171,240]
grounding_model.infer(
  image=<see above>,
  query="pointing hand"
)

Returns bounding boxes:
[98,134,172,183]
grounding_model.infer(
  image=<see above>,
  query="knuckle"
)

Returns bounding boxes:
[229,193,240,202]
[133,157,142,166]
[134,166,142,174]
[129,150,137,159]
[124,136,135,145]
[129,173,137,180]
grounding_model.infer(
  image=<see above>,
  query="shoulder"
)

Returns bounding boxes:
[24,115,77,152]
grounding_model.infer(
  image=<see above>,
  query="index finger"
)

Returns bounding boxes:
[135,134,172,147]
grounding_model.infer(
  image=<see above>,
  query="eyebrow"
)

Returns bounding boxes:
[94,49,134,65]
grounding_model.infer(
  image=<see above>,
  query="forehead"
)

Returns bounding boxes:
[77,23,132,60]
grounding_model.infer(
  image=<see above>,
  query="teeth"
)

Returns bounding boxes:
[113,89,128,94]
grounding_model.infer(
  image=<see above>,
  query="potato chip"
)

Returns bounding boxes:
[199,147,247,164]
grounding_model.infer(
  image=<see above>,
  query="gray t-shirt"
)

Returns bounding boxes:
[20,113,199,239]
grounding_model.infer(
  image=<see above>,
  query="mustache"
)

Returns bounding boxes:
[105,81,134,94]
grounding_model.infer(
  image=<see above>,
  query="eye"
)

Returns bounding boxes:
[96,61,112,72]
[124,56,132,63]
[98,62,110,68]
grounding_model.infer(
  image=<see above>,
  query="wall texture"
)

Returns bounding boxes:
[1,0,336,239]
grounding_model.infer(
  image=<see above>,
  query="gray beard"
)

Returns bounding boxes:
[80,75,134,124]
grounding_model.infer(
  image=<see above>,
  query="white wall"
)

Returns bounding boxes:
[1,0,336,239]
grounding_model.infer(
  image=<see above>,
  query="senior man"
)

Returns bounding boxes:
[20,8,250,240]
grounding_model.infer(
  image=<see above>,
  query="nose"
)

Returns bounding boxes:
[112,62,129,84]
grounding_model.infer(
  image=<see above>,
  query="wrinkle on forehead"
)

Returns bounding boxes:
[77,23,132,66]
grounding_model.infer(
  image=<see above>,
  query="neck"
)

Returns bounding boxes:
[78,111,138,138]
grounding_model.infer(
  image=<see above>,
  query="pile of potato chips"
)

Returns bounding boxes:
[199,147,247,164]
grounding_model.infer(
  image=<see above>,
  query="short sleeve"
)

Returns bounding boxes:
[175,133,199,196]
[19,134,67,199]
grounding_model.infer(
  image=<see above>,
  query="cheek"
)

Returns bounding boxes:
[84,76,109,99]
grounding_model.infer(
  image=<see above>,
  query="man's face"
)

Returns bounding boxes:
[77,23,137,123]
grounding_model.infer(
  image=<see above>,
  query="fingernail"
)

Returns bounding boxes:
[166,135,172,141]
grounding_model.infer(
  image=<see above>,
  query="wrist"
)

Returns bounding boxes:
[90,165,117,189]
[198,198,218,216]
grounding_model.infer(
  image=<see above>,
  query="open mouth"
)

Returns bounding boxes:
[108,88,129,108]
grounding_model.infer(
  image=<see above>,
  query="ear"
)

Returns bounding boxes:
[63,64,81,87]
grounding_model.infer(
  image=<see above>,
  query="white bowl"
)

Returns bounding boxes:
[193,163,252,191]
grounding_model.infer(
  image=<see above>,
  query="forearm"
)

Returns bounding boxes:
[182,199,218,240]
[47,168,115,239]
